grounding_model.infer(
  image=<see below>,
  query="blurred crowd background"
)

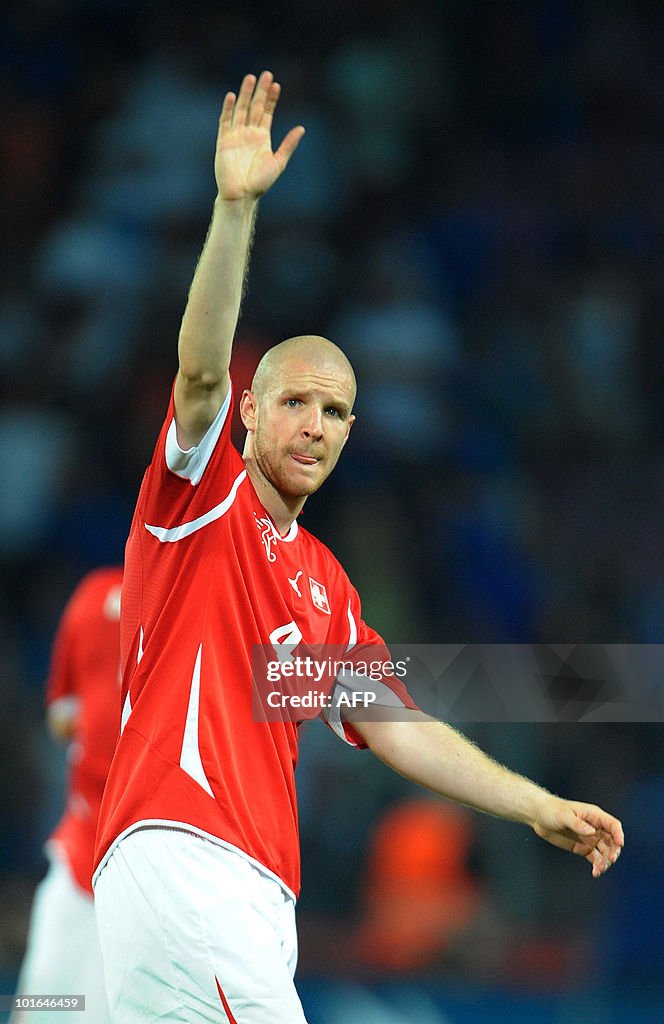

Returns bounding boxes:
[1,0,663,1020]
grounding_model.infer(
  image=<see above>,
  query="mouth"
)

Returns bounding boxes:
[290,452,320,466]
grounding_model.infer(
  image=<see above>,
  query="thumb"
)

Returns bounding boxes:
[570,812,596,836]
[275,125,305,168]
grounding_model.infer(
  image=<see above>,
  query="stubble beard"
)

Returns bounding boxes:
[255,446,328,501]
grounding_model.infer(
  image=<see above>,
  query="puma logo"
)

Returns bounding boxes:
[288,571,303,597]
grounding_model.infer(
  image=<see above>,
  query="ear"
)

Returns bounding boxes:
[342,413,356,446]
[239,390,258,431]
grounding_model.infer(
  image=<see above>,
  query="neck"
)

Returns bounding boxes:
[243,456,306,536]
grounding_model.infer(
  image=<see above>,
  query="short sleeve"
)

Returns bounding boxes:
[165,385,233,484]
[320,586,419,747]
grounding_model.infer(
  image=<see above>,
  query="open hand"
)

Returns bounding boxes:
[215,71,305,201]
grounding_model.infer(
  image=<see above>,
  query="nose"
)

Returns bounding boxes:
[302,405,323,440]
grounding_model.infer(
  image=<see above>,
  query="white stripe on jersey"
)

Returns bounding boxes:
[120,692,132,736]
[120,627,142,735]
[346,601,357,652]
[180,644,214,797]
[144,470,247,542]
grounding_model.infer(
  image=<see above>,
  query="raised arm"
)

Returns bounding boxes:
[174,71,304,448]
[352,711,624,878]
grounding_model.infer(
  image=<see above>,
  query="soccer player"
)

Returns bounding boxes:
[11,567,122,1024]
[92,72,624,1023]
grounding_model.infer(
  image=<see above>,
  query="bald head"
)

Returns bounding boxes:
[251,335,356,407]
[240,334,357,512]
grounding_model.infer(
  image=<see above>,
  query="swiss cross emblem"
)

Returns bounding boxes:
[309,577,331,615]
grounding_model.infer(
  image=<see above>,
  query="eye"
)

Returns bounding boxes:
[286,398,301,408]
[325,407,341,418]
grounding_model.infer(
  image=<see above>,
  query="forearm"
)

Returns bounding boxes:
[178,196,256,383]
[357,712,549,826]
[175,196,257,443]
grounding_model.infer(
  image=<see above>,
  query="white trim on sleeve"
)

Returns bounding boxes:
[322,670,407,745]
[165,385,232,484]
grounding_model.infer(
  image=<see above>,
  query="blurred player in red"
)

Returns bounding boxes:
[93,72,623,1024]
[11,567,122,1024]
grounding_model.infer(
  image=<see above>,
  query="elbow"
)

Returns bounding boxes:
[350,715,403,760]
[177,365,225,393]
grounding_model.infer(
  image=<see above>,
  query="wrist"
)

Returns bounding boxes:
[525,787,557,828]
[214,194,259,213]
[204,195,258,245]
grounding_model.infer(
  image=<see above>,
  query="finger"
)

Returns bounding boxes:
[574,806,625,847]
[533,824,576,853]
[536,821,603,859]
[575,828,622,863]
[233,73,257,127]
[575,827,611,856]
[218,91,236,135]
[598,832,623,864]
[592,830,611,852]
[600,829,621,854]
[581,818,624,865]
[260,81,282,131]
[249,70,274,126]
[274,125,306,168]
[567,808,598,837]
[590,845,611,878]
[590,843,606,876]
[589,838,622,877]
[607,816,625,847]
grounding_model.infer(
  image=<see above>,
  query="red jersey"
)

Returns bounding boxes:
[47,567,122,895]
[94,386,413,897]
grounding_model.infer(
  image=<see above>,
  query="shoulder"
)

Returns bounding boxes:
[141,384,240,506]
[66,567,123,622]
[86,566,123,590]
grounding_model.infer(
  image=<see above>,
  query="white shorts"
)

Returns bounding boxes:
[10,849,110,1023]
[94,828,308,1023]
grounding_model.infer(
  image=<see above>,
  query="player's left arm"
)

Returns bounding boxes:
[350,710,624,878]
